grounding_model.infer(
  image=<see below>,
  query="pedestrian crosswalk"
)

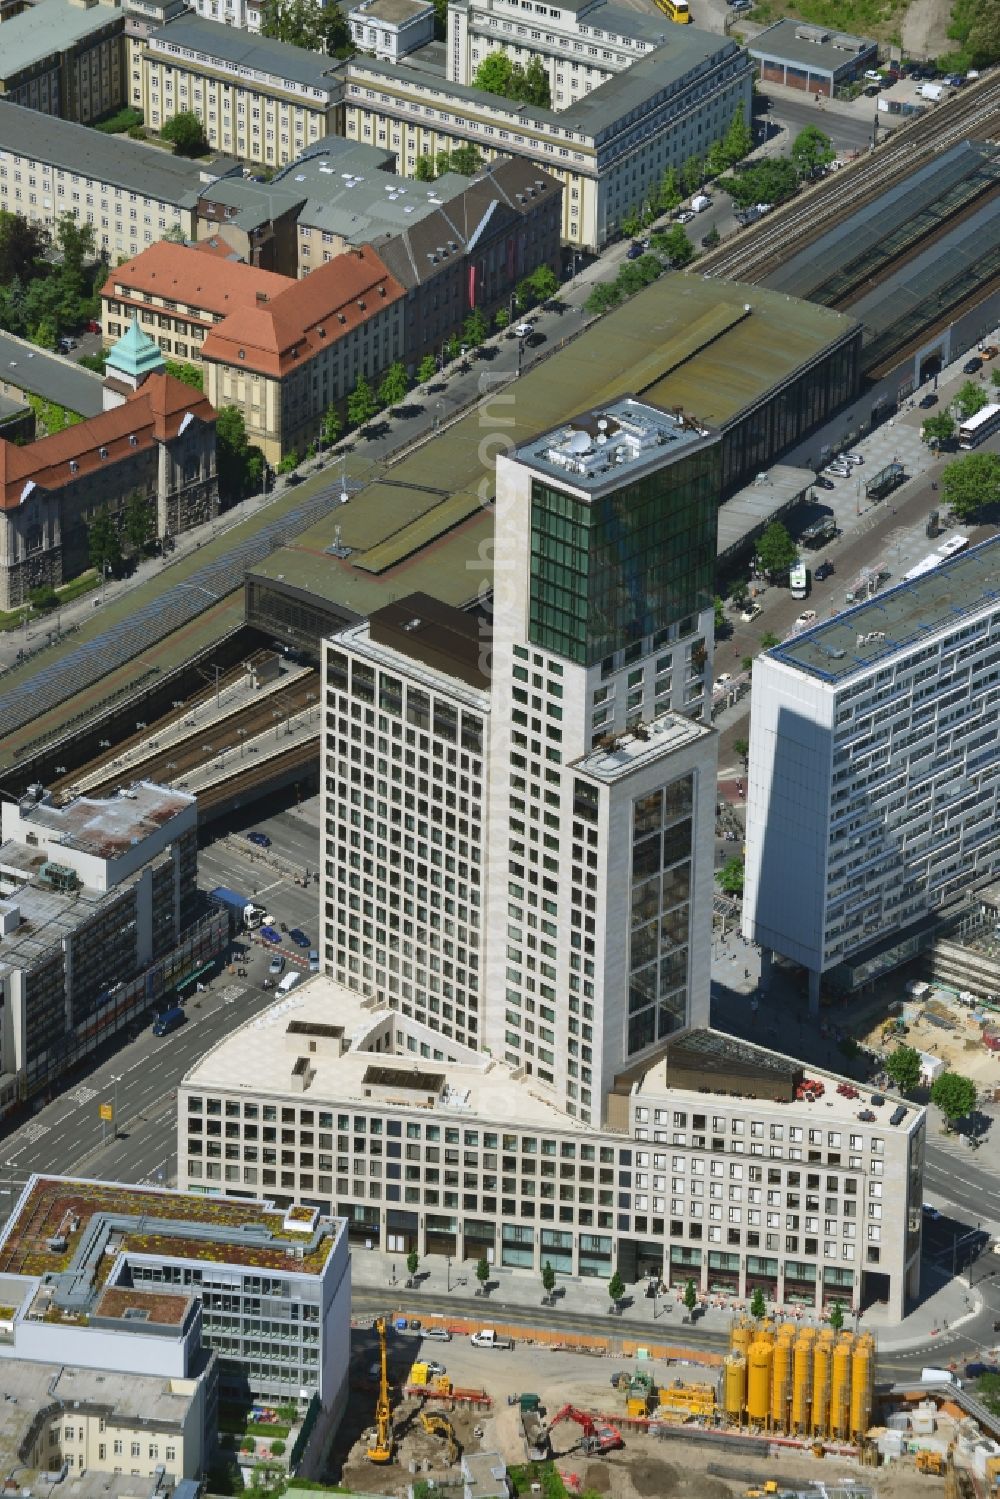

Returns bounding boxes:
[221,984,245,1005]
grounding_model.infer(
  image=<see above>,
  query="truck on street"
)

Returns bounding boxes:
[470,1329,514,1349]
[210,886,263,931]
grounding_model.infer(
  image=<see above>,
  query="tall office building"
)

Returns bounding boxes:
[743,536,1000,1008]
[321,595,490,1048]
[484,399,721,1122]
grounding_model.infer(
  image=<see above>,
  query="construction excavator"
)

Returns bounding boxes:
[419,1409,461,1466]
[547,1405,624,1456]
[366,1315,394,1463]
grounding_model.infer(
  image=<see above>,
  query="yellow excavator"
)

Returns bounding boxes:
[420,1410,461,1466]
[366,1316,394,1463]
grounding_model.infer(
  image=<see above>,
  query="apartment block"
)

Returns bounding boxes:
[0,783,219,1113]
[322,595,490,1048]
[0,327,217,608]
[177,980,923,1321]
[0,0,125,122]
[349,0,436,61]
[0,1174,350,1412]
[0,103,240,262]
[0,1359,214,1488]
[140,15,344,169]
[485,400,719,1123]
[743,537,1000,1007]
[343,0,753,247]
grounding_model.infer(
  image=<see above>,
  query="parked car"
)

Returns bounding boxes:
[963,356,983,374]
[923,1204,941,1221]
[260,925,282,945]
[288,927,310,948]
[423,1361,447,1377]
[919,392,939,408]
[674,209,695,224]
[981,345,999,360]
[308,949,320,972]
[626,242,644,260]
[248,830,271,848]
[843,452,864,465]
[794,610,817,631]
[740,602,762,624]
[422,1327,452,1342]
[269,953,285,976]
[513,321,534,338]
[85,318,102,334]
[814,475,835,490]
[823,464,851,478]
[814,560,835,581]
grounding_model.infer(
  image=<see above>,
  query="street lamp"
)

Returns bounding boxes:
[446,1256,452,1293]
[111,1074,122,1141]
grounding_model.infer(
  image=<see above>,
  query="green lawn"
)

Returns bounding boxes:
[749,0,908,42]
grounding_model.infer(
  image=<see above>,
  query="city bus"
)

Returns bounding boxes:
[958,403,1000,449]
[654,0,691,21]
[789,560,809,599]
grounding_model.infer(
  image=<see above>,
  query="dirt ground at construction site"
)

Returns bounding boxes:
[334,1330,913,1497]
[860,993,1000,1092]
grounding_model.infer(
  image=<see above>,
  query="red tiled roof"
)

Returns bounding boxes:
[200,245,406,378]
[102,240,289,317]
[0,375,216,511]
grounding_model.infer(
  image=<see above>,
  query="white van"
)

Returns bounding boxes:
[277,971,301,994]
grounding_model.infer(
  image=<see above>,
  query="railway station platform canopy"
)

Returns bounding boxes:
[249,272,852,637]
[762,140,1000,376]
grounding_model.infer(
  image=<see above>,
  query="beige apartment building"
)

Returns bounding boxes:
[0,0,125,123]
[140,14,344,169]
[0,103,239,263]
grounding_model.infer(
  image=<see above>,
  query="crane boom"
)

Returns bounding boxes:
[366,1316,394,1463]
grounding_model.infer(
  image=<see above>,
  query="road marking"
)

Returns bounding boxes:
[221,984,245,1004]
[67,1084,98,1106]
[22,1122,49,1144]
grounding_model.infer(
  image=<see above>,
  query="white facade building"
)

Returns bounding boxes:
[486,399,719,1123]
[349,0,435,61]
[743,537,1000,1008]
[177,980,923,1320]
[0,1175,350,1414]
[322,595,490,1048]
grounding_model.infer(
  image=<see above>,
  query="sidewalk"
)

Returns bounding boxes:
[349,1241,979,1355]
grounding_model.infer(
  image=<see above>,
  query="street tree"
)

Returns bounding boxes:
[323,3,354,56]
[87,506,122,573]
[378,360,409,409]
[791,124,835,178]
[682,155,704,196]
[123,491,153,554]
[828,1301,845,1333]
[475,1256,490,1293]
[416,352,438,384]
[760,632,780,649]
[320,405,342,448]
[940,452,1000,519]
[954,379,988,420]
[651,224,695,267]
[722,108,753,166]
[721,157,798,210]
[705,136,729,179]
[714,595,726,632]
[731,578,750,606]
[215,405,251,501]
[0,211,44,285]
[541,1261,556,1303]
[608,1269,625,1311]
[749,1286,766,1320]
[449,144,485,175]
[463,307,488,348]
[406,1249,420,1284]
[717,856,744,897]
[921,412,955,446]
[733,736,750,763]
[683,1279,698,1319]
[529,264,559,303]
[659,166,681,215]
[755,521,797,578]
[885,1045,922,1096]
[931,1071,977,1129]
[161,111,207,156]
[347,373,378,430]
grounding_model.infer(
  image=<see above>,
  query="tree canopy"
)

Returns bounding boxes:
[88,506,122,573]
[940,451,1000,518]
[791,125,835,178]
[651,224,694,267]
[755,521,797,577]
[885,1045,921,1096]
[378,361,409,409]
[921,412,955,446]
[473,51,551,107]
[930,1071,977,1125]
[954,379,988,419]
[717,856,744,897]
[721,157,799,210]
[161,111,208,157]
[215,405,257,502]
[347,373,378,430]
[0,211,45,285]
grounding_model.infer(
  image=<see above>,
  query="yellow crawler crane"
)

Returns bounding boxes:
[367,1315,394,1463]
[420,1410,461,1465]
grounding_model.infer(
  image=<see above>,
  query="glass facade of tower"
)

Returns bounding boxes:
[527,444,719,666]
[629,773,694,1056]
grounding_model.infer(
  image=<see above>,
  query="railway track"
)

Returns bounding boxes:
[53,671,319,798]
[699,71,1000,285]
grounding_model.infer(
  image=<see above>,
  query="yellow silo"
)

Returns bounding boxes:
[730,1317,753,1359]
[790,1329,815,1432]
[747,1339,773,1424]
[850,1335,874,1439]
[812,1333,832,1436]
[770,1332,793,1431]
[830,1334,854,1438]
[723,1352,747,1420]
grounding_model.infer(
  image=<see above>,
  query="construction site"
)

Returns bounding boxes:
[334,1313,1000,1499]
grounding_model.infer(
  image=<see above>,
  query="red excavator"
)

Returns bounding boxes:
[547,1405,624,1456]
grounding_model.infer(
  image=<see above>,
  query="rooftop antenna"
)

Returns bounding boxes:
[340,453,349,506]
